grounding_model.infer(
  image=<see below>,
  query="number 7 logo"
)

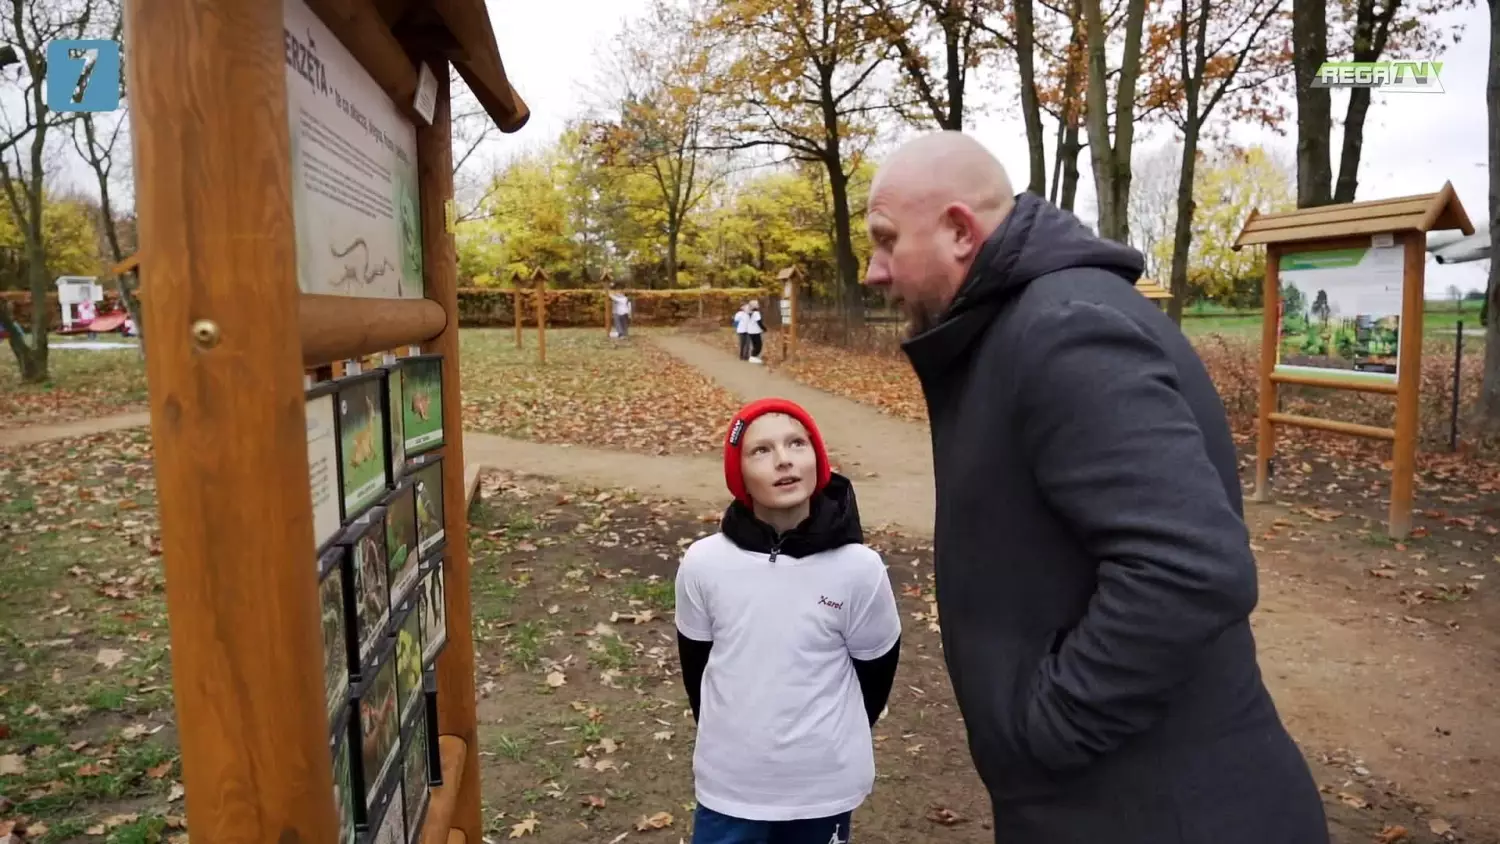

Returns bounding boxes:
[45,39,121,113]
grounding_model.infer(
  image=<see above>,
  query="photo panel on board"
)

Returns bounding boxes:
[400,706,431,844]
[319,545,352,720]
[417,559,447,667]
[409,456,445,561]
[383,482,421,606]
[331,703,360,841]
[353,632,402,816]
[400,354,444,458]
[336,371,392,524]
[382,359,407,482]
[307,381,343,551]
[392,596,424,727]
[362,761,405,844]
[339,513,392,667]
[423,669,441,786]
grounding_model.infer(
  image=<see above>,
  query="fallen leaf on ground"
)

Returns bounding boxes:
[1375,825,1409,843]
[652,730,673,742]
[926,807,966,825]
[582,795,607,809]
[147,761,173,779]
[0,754,26,776]
[545,671,567,688]
[636,812,674,831]
[509,816,539,838]
[95,648,126,669]
[1428,818,1453,836]
[1336,792,1369,809]
[169,782,186,802]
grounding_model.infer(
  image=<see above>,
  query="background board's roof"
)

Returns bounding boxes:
[1135,278,1171,300]
[1232,182,1474,250]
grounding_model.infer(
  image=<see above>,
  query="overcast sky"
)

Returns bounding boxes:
[484,0,1491,296]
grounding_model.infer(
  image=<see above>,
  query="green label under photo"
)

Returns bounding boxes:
[340,378,389,516]
[402,358,444,454]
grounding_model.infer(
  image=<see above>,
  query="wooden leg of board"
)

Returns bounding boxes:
[125,0,338,840]
[447,832,467,844]
[416,63,483,842]
[420,735,469,844]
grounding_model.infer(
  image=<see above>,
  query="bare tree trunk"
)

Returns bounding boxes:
[1332,81,1373,204]
[1167,121,1200,324]
[1293,0,1333,207]
[1060,122,1083,212]
[1015,0,1047,194]
[1482,0,1500,427]
[827,162,864,335]
[1082,0,1147,242]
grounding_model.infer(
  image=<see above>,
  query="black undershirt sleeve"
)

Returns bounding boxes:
[851,637,901,726]
[676,632,713,722]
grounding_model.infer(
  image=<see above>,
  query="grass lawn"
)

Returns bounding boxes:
[0,339,147,429]
[0,429,184,843]
[459,328,742,455]
[1180,302,1486,341]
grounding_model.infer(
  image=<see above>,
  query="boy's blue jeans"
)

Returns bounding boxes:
[691,804,852,844]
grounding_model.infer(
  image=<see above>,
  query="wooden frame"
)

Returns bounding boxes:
[125,1,529,841]
[777,265,804,361]
[1232,184,1473,539]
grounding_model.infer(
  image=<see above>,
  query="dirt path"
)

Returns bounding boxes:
[649,334,936,532]
[0,410,150,447]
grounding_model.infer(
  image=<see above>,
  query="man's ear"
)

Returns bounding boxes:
[943,203,982,260]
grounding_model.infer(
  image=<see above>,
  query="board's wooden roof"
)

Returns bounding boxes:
[1233,182,1473,250]
[1135,278,1171,299]
[308,0,530,133]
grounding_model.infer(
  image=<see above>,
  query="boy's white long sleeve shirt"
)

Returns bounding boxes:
[675,532,901,821]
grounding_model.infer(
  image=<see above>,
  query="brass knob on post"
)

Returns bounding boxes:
[191,319,221,350]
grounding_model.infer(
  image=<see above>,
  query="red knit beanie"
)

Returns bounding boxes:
[723,398,832,507]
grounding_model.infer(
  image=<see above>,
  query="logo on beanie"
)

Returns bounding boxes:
[728,418,747,447]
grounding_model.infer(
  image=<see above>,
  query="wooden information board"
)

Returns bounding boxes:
[1232,185,1472,539]
[125,0,530,841]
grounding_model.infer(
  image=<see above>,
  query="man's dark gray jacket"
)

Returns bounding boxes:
[902,193,1328,843]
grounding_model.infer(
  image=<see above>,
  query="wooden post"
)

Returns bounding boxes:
[789,277,800,361]
[513,279,523,348]
[1253,245,1280,503]
[127,0,339,840]
[415,62,483,841]
[1388,231,1426,538]
[537,278,547,364]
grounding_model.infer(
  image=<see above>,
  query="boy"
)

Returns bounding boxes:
[676,398,902,844]
[732,303,751,360]
[743,302,764,364]
[608,285,632,339]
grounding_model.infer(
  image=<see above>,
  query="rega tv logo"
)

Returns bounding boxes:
[1312,61,1444,93]
[45,39,121,112]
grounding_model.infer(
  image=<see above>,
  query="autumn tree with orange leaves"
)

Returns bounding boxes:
[1141,0,1288,322]
[697,0,897,329]
[860,0,1003,132]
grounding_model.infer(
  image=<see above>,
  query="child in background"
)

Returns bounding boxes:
[676,398,902,844]
[743,301,764,364]
[733,303,751,360]
[608,285,632,339]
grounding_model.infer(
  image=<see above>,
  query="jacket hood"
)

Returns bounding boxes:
[902,192,1145,371]
[720,472,863,558]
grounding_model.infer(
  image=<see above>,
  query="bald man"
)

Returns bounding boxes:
[865,131,1328,844]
